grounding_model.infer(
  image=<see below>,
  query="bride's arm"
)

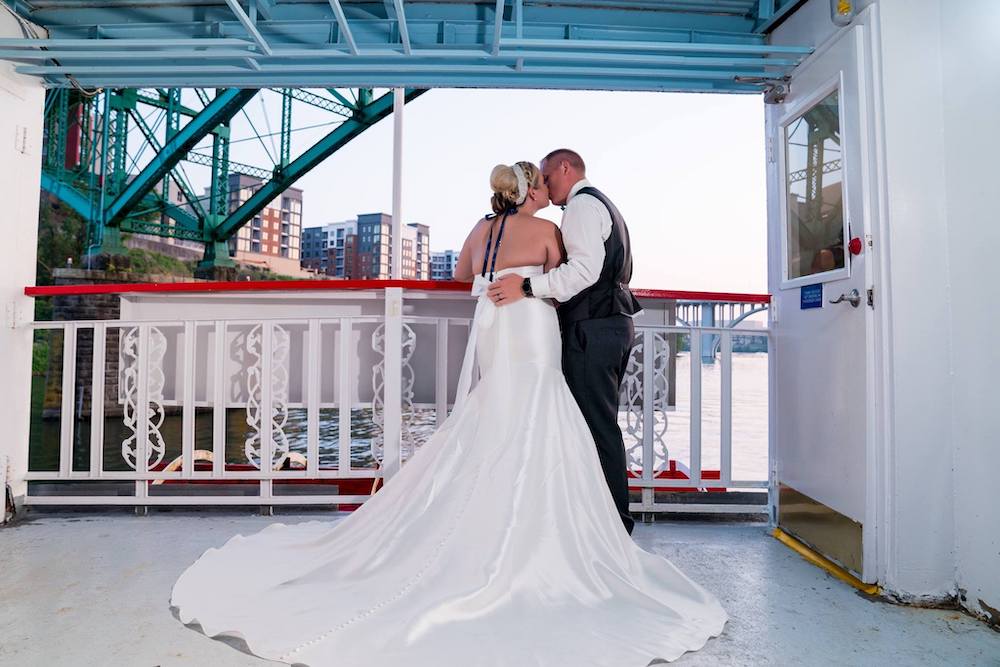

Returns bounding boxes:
[454,220,483,282]
[543,223,567,273]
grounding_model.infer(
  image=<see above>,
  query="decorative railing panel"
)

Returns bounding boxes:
[24,286,769,514]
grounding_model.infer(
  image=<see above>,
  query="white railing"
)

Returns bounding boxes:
[624,325,772,515]
[25,286,770,514]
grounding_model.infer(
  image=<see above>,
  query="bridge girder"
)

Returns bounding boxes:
[211,87,425,244]
[104,88,258,228]
[39,85,423,269]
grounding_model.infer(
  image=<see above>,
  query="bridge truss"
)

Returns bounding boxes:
[39,85,424,267]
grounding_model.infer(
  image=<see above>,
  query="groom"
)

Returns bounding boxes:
[487,148,642,534]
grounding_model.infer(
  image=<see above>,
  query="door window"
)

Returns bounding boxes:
[784,89,846,283]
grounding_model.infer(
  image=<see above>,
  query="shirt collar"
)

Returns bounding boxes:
[565,178,591,204]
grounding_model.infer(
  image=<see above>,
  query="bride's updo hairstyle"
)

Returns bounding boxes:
[490,161,540,214]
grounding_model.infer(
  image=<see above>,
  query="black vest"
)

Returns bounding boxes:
[558,186,643,329]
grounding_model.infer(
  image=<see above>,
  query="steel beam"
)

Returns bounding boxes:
[279,89,292,168]
[127,107,208,221]
[161,89,181,211]
[41,171,201,237]
[151,201,201,233]
[40,172,93,221]
[187,150,272,180]
[208,124,232,220]
[104,88,257,227]
[223,0,273,56]
[499,38,811,54]
[327,0,359,55]
[211,88,425,242]
[121,218,206,243]
[135,91,215,120]
[20,63,779,78]
[754,0,807,33]
[491,0,506,56]
[253,0,276,21]
[288,88,353,116]
[0,46,805,66]
[327,89,358,110]
[0,38,255,49]
[391,0,412,55]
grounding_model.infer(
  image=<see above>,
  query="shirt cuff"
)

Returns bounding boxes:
[529,274,551,299]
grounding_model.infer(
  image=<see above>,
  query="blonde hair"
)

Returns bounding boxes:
[489,161,541,214]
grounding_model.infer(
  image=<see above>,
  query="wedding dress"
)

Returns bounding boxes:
[171,264,727,666]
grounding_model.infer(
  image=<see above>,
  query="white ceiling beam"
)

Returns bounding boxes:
[491,0,505,56]
[224,0,272,56]
[327,0,359,55]
[391,0,411,55]
[253,0,275,21]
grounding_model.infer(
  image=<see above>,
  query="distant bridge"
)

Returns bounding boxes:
[675,299,769,363]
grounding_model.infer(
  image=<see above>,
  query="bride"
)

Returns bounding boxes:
[171,161,727,666]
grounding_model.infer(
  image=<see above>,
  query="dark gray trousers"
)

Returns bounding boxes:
[561,314,635,535]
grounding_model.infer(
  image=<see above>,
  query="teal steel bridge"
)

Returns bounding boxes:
[37,86,424,268]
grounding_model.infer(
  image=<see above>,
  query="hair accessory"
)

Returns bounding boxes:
[512,164,528,205]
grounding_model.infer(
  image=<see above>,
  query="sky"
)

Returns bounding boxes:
[181,88,767,294]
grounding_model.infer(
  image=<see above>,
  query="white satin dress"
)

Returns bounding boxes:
[171,265,727,666]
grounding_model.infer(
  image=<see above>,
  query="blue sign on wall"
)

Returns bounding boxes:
[801,283,823,309]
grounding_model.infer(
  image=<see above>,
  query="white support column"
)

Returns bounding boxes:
[338,318,352,474]
[435,318,449,425]
[382,288,403,478]
[306,319,320,476]
[181,322,195,479]
[688,329,702,488]
[640,330,655,510]
[0,12,46,516]
[719,330,733,487]
[391,88,404,280]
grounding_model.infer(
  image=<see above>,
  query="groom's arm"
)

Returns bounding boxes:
[529,195,610,302]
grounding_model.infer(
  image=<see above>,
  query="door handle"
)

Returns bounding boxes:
[829,289,861,308]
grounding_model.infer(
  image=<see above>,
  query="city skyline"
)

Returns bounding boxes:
[301,213,431,280]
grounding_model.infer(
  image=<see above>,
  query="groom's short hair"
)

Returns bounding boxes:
[543,148,586,173]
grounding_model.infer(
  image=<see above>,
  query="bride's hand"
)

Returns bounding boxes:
[487,274,524,306]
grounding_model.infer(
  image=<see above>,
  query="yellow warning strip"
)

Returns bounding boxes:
[772,527,881,596]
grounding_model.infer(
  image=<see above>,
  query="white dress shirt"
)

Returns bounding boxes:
[529,178,612,302]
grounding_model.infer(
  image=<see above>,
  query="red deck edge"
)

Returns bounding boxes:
[24,279,770,304]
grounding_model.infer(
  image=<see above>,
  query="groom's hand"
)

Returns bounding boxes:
[487,274,524,306]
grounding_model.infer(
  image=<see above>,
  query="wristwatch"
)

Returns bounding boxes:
[521,277,535,298]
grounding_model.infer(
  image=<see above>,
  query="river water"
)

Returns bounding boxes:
[29,353,768,482]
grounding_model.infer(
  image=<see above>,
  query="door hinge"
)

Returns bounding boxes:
[867,287,875,309]
[5,302,18,329]
[735,76,790,105]
[767,136,776,164]
[14,126,29,155]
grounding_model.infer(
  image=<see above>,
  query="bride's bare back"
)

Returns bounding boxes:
[454,212,565,281]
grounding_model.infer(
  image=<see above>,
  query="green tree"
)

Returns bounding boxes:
[36,194,87,287]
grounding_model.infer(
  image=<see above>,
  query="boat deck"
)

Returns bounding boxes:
[1,514,997,666]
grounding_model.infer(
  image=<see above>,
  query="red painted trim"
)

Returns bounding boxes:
[24,279,770,304]
[24,278,469,297]
[632,288,771,304]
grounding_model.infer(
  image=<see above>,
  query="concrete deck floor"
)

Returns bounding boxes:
[1,513,997,666]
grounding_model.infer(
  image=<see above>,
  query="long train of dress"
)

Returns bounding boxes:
[171,265,727,666]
